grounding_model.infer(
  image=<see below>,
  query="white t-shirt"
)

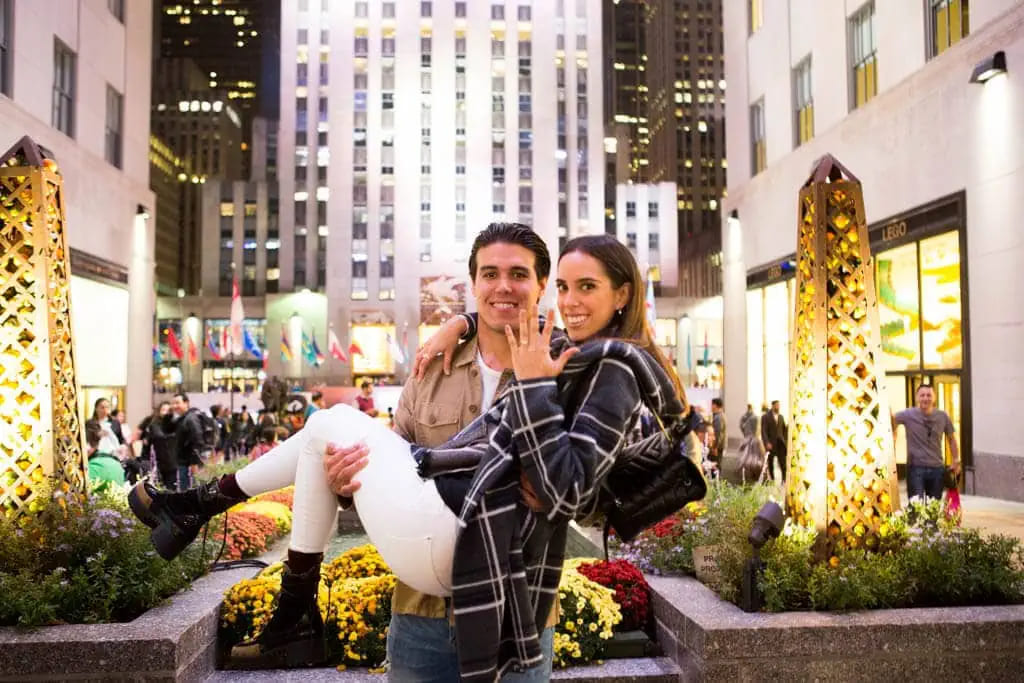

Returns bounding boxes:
[97,417,121,455]
[476,352,504,414]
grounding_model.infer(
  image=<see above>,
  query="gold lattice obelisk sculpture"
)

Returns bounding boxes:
[786,155,899,556]
[0,136,87,517]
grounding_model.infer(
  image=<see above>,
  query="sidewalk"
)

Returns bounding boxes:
[960,492,1024,544]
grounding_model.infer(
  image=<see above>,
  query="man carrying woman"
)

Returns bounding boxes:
[128,225,690,681]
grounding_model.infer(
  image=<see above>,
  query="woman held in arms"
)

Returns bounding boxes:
[127,234,688,678]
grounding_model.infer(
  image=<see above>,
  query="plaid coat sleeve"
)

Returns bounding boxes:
[505,358,643,522]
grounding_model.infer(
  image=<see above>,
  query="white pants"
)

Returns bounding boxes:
[235,404,458,596]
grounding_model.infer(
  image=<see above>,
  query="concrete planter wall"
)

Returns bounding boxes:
[0,563,261,682]
[648,574,1024,682]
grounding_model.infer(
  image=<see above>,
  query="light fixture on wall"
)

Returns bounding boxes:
[136,204,151,219]
[969,50,1007,84]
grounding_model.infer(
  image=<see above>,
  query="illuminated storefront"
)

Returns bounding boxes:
[746,193,970,470]
[351,323,398,377]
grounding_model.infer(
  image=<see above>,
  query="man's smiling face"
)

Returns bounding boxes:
[471,242,546,335]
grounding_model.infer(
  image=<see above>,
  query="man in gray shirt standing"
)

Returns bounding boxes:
[892,384,960,501]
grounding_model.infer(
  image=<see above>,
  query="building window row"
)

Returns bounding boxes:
[850,2,877,109]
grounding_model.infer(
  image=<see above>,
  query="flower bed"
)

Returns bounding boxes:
[612,484,1024,612]
[219,545,649,670]
[0,481,297,627]
[0,484,210,627]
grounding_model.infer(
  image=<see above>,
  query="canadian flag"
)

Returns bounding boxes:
[328,327,348,363]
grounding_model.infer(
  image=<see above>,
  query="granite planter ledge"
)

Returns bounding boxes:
[0,542,286,683]
[647,574,1024,682]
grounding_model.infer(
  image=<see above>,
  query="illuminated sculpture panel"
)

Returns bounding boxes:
[0,136,87,517]
[786,155,900,554]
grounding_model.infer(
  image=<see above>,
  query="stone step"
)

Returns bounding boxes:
[204,657,682,682]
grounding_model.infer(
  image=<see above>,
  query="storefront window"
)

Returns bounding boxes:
[919,231,962,369]
[746,289,764,410]
[875,242,920,371]
[352,324,396,375]
[763,281,791,413]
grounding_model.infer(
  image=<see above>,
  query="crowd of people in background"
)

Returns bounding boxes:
[82,383,392,492]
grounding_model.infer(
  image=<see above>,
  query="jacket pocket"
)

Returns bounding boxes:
[414,402,461,446]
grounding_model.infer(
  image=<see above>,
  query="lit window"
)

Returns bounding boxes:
[750,99,766,174]
[793,57,813,146]
[749,0,763,34]
[850,3,877,109]
[220,202,235,217]
[929,0,969,58]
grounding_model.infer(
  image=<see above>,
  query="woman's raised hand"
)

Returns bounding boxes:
[505,305,578,381]
[412,315,469,380]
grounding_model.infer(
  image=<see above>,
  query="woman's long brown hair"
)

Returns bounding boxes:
[560,235,688,413]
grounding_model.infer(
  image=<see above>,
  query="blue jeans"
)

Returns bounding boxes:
[908,465,945,501]
[177,465,192,491]
[387,613,554,682]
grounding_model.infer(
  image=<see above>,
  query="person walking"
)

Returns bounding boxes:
[761,400,788,482]
[893,384,959,501]
[140,402,177,490]
[169,393,207,490]
[710,398,727,464]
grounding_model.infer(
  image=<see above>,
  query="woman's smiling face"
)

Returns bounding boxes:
[556,251,631,342]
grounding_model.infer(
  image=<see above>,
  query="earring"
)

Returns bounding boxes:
[616,308,623,317]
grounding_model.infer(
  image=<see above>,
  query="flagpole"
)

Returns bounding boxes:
[229,263,236,418]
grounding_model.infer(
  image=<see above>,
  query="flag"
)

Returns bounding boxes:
[230,275,245,355]
[327,327,348,363]
[242,325,263,360]
[300,329,318,368]
[348,341,364,358]
[280,324,294,362]
[401,323,409,354]
[186,331,199,366]
[206,328,222,360]
[703,329,710,367]
[311,328,326,366]
[152,345,163,364]
[220,326,230,356]
[387,332,406,364]
[166,327,184,360]
[645,276,657,333]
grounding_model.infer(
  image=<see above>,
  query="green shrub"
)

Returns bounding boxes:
[0,483,211,627]
[614,483,1024,612]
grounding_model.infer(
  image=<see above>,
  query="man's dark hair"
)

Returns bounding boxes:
[360,380,372,390]
[771,400,780,408]
[468,222,551,281]
[917,384,935,393]
[312,391,323,402]
[173,392,189,405]
[712,398,723,408]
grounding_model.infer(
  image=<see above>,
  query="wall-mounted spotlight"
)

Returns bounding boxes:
[969,50,1007,84]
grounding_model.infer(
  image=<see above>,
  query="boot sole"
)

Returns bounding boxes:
[227,637,327,669]
[150,519,198,561]
[128,482,161,529]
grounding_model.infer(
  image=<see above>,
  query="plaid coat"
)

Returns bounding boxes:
[414,338,684,681]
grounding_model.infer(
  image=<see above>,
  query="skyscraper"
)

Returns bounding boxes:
[269,0,605,380]
[645,0,725,299]
[155,0,280,176]
[602,0,726,299]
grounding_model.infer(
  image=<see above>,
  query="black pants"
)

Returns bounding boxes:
[158,468,178,490]
[767,445,787,481]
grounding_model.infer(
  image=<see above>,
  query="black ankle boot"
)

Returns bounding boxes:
[127,480,244,560]
[230,563,326,669]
